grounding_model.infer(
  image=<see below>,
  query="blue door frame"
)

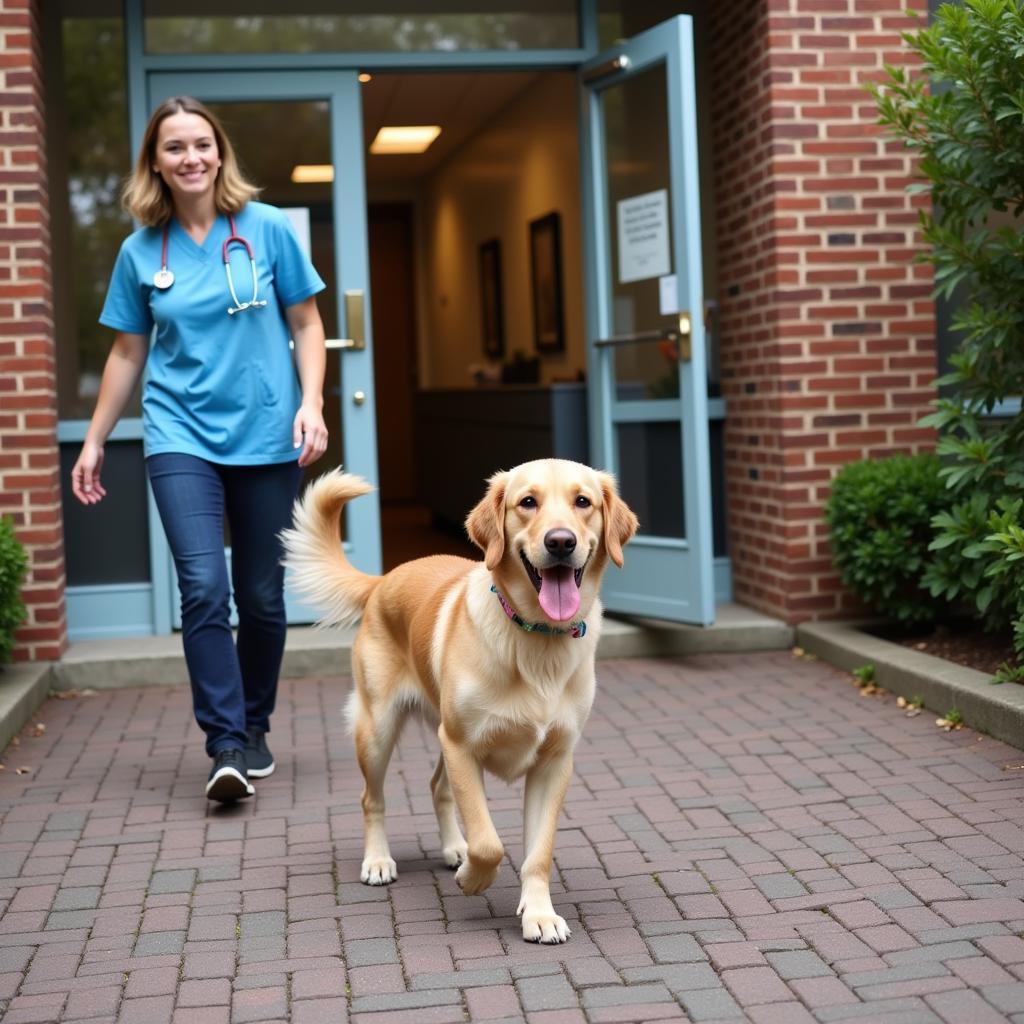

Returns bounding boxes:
[146,71,382,630]
[580,17,717,624]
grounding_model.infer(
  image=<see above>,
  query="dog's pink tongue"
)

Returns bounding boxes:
[538,565,580,622]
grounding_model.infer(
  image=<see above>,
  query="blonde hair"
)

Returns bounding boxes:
[122,96,260,227]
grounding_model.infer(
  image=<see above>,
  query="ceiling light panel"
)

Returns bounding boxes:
[369,125,442,154]
[290,165,334,183]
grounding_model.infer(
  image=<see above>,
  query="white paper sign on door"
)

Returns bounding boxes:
[658,274,678,315]
[281,207,312,260]
[617,189,670,284]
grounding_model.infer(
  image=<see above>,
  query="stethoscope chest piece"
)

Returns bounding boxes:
[156,214,266,314]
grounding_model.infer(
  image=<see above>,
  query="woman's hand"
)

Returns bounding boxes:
[286,296,329,469]
[293,402,328,467]
[71,440,107,505]
[70,331,148,507]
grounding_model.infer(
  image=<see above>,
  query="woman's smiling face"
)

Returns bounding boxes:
[152,111,222,206]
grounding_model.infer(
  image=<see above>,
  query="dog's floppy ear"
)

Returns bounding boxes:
[466,471,509,570]
[598,472,638,568]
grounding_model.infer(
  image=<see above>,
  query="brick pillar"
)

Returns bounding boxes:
[0,0,66,661]
[709,0,935,623]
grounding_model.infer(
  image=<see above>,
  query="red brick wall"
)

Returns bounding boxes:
[0,0,66,661]
[709,0,936,623]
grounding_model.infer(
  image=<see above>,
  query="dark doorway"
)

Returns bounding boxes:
[369,203,418,503]
[368,203,478,569]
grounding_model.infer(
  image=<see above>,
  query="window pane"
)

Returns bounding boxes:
[613,338,680,401]
[615,421,684,539]
[52,16,134,420]
[596,0,690,50]
[143,1,579,54]
[601,62,680,402]
[595,9,721,397]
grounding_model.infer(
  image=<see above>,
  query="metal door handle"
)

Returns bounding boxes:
[324,290,366,351]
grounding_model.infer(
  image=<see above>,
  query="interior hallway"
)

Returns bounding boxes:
[380,501,479,572]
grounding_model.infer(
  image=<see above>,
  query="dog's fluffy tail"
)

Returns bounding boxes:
[281,469,379,628]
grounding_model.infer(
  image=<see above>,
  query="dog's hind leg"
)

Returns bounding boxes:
[431,754,468,869]
[353,697,405,885]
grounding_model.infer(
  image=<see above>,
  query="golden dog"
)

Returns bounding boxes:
[281,459,637,943]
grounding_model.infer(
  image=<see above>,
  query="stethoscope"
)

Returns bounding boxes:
[154,215,268,316]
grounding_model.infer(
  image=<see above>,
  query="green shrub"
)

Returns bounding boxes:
[871,0,1024,661]
[0,516,27,664]
[964,498,1024,678]
[825,454,952,625]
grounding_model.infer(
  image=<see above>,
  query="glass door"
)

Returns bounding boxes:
[147,71,381,626]
[580,17,715,624]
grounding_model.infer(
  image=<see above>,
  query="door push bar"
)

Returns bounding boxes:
[594,312,693,361]
[325,290,366,351]
[592,303,719,363]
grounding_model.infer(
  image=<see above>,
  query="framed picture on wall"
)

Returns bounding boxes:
[479,238,504,360]
[528,211,565,354]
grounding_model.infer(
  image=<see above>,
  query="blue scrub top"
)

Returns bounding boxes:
[100,201,326,465]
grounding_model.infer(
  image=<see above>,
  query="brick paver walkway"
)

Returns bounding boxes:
[1,651,1024,1023]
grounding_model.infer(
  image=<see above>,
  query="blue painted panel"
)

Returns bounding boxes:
[58,420,144,442]
[714,556,733,604]
[66,584,155,641]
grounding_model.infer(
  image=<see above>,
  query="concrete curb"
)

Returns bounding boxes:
[0,662,53,757]
[797,619,1024,749]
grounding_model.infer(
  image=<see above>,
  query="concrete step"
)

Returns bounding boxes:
[53,603,792,691]
[0,603,792,756]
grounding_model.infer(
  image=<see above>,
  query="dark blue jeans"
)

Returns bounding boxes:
[147,453,302,757]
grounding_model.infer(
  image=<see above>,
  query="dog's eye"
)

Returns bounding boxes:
[575,495,592,508]
[519,496,537,509]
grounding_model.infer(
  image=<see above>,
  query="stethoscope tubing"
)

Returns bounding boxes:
[156,214,267,315]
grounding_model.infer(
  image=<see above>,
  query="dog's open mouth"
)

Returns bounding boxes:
[520,551,585,622]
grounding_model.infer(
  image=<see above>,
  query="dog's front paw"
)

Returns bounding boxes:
[442,840,469,869]
[455,858,499,895]
[361,857,397,885]
[521,909,571,944]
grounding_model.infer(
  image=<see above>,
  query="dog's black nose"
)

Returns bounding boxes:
[544,529,577,558]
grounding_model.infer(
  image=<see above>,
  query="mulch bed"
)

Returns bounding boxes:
[875,621,1016,677]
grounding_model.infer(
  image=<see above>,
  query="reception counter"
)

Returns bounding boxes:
[414,383,588,530]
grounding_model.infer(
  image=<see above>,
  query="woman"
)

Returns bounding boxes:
[71,96,329,803]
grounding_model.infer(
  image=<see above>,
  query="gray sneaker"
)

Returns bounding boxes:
[206,748,255,803]
[245,729,275,778]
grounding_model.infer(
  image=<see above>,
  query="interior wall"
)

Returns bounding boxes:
[418,72,583,389]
